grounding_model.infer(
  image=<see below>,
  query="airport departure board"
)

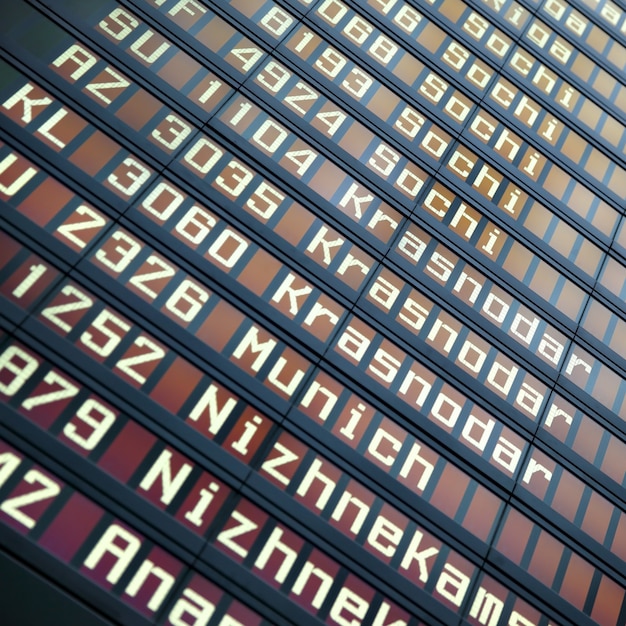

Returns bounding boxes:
[0,0,625,624]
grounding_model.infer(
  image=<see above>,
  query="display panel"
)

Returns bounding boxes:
[1,0,625,625]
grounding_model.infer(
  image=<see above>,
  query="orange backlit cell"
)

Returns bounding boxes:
[307,161,352,201]
[390,54,426,85]
[587,363,626,418]
[560,131,588,163]
[272,202,312,244]
[436,0,466,22]
[580,490,617,545]
[196,299,245,353]
[68,132,121,176]
[591,575,625,626]
[195,18,236,55]
[599,112,624,149]
[236,249,281,296]
[572,404,604,463]
[586,25,610,54]
[16,176,72,226]
[558,551,595,610]
[228,0,268,20]
[592,68,620,100]
[583,300,626,355]
[501,242,533,282]
[570,236,604,278]
[366,86,401,120]
[607,164,626,197]
[461,483,503,542]
[550,469,584,522]
[570,54,594,81]
[607,43,626,72]
[549,219,578,258]
[577,98,603,129]
[599,256,626,299]
[601,434,626,487]
[542,162,571,200]
[590,197,620,237]
[553,275,586,320]
[429,463,470,520]
[611,515,626,563]
[583,147,611,183]
[116,90,163,133]
[522,202,551,238]
[527,529,563,587]
[496,507,533,565]
[582,299,612,343]
[417,22,448,54]
[157,51,203,89]
[96,421,156,483]
[149,356,203,414]
[336,121,375,157]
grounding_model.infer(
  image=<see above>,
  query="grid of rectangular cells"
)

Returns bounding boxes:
[157,0,619,251]
[0,227,571,626]
[572,0,626,37]
[281,0,626,192]
[7,0,626,433]
[3,3,624,623]
[471,0,626,82]
[3,0,624,564]
[0,420,427,626]
[2,109,624,492]
[42,0,624,241]
[4,204,620,625]
[0,439,274,626]
[134,0,626,327]
[4,27,626,536]
[2,0,620,564]
[3,155,624,565]
[358,0,625,156]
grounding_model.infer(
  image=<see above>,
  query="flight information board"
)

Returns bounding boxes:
[0,0,625,624]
